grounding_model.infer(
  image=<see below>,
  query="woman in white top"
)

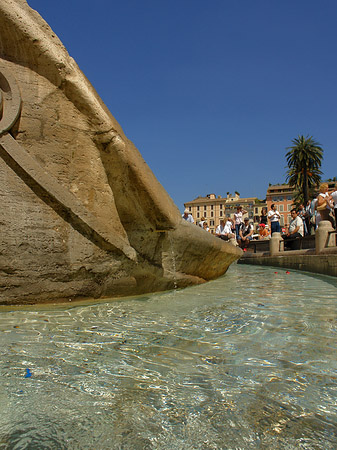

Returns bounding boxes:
[316,183,333,224]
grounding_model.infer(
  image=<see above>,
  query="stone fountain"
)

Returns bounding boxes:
[0,0,241,305]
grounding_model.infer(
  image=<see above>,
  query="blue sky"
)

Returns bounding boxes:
[27,0,337,210]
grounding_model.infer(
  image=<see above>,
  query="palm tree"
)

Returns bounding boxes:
[286,135,323,205]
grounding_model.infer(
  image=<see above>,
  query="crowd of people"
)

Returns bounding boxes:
[182,182,337,249]
[182,205,264,248]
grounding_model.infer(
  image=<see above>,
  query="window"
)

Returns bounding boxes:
[211,205,214,210]
[287,196,292,201]
[211,211,214,217]
[204,212,207,218]
[287,214,291,224]
[197,212,200,218]
[197,206,200,211]
[279,205,284,212]
[280,215,284,226]
[220,204,223,209]
[210,220,214,226]
[220,211,223,217]
[255,207,258,214]
[189,206,191,212]
[287,204,292,211]
[204,205,207,210]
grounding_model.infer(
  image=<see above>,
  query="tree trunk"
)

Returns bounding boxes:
[303,165,308,205]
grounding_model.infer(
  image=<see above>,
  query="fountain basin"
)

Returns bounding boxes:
[0,264,336,449]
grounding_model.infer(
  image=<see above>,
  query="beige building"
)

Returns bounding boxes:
[184,193,267,234]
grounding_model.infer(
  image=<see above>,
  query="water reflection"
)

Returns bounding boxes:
[0,264,336,449]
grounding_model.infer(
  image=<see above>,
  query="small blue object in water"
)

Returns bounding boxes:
[24,368,32,378]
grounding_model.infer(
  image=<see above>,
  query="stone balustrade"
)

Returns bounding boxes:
[268,221,336,256]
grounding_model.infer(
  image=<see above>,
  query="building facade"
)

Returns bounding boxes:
[266,184,295,227]
[186,182,336,234]
[184,193,267,234]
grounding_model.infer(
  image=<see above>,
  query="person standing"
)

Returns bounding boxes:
[316,183,333,225]
[298,204,308,236]
[330,182,337,229]
[310,197,320,229]
[268,204,281,235]
[305,199,314,234]
[234,206,247,240]
[259,207,268,226]
[198,216,206,228]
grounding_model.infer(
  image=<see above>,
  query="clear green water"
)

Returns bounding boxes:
[0,264,336,449]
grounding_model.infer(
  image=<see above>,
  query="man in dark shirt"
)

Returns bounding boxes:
[239,217,253,248]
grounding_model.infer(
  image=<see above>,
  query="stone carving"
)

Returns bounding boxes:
[0,67,136,261]
[0,0,241,305]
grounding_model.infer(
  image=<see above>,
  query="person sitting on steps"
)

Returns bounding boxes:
[282,208,303,250]
[239,217,253,248]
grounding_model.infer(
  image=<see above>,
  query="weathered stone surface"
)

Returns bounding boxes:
[0,0,241,305]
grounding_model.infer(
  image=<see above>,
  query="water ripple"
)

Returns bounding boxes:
[0,264,336,449]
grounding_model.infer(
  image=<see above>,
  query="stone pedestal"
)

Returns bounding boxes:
[315,220,335,254]
[270,232,282,256]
